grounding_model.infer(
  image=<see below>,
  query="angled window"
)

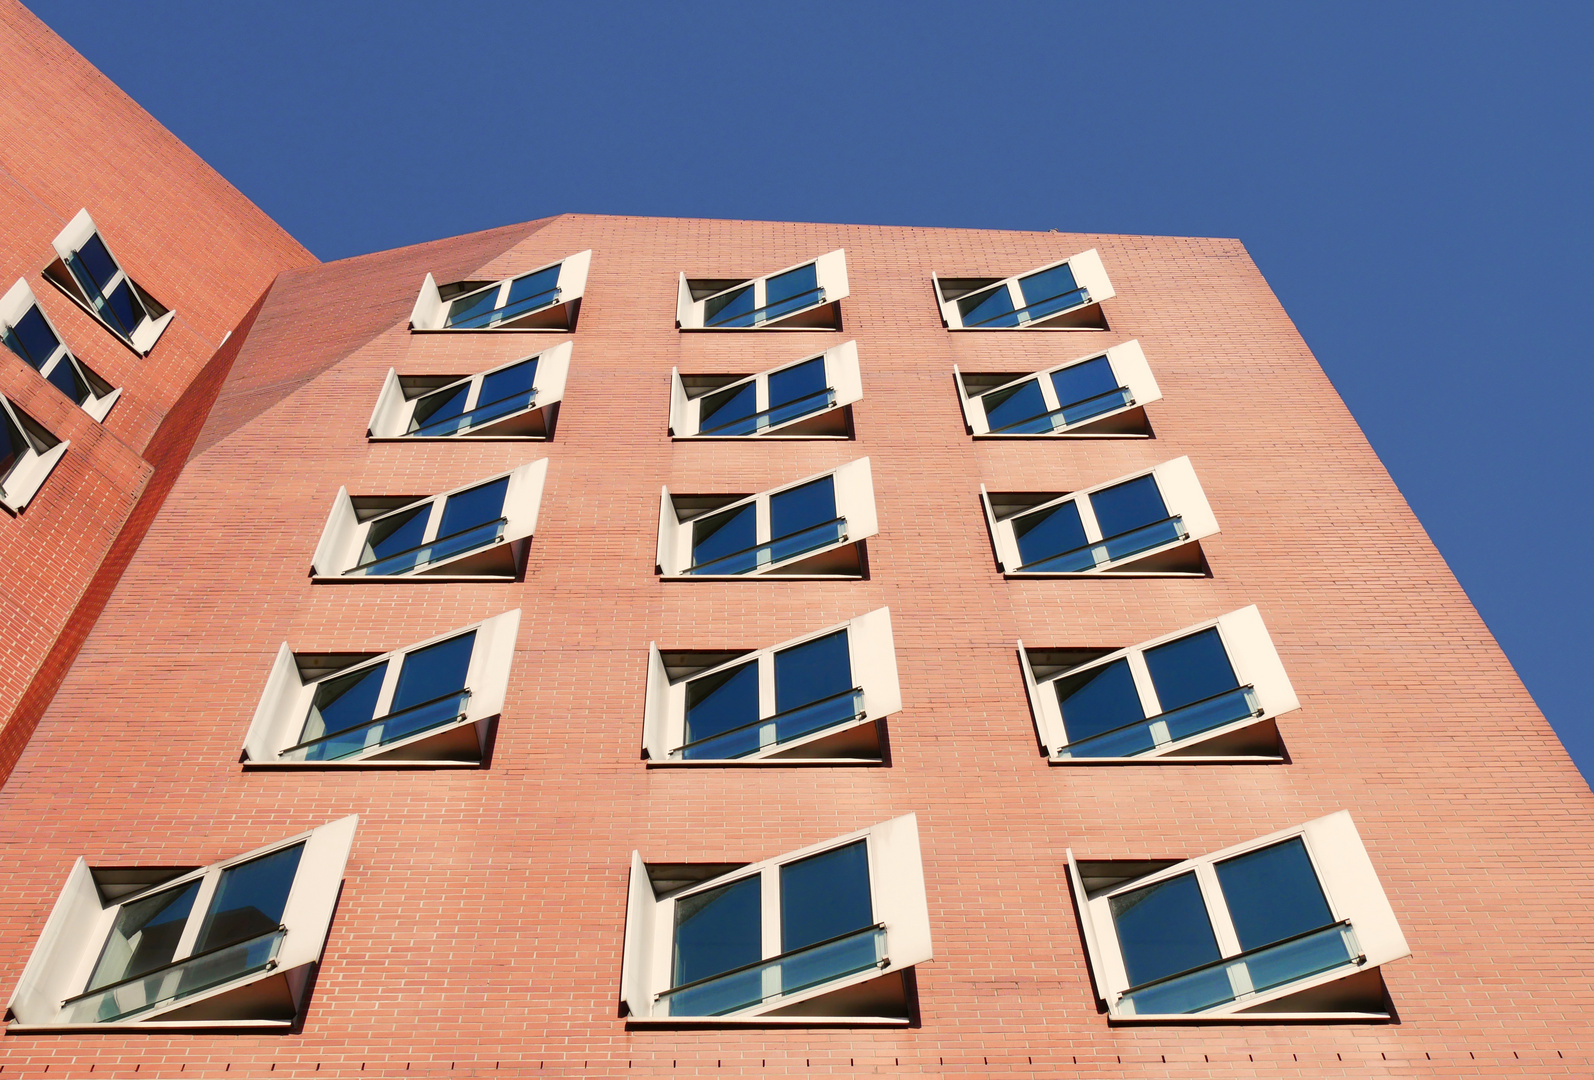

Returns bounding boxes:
[954,340,1158,438]
[5,817,357,1032]
[657,459,877,579]
[621,814,930,1025]
[980,457,1218,577]
[409,250,591,332]
[1020,605,1296,763]
[242,611,520,767]
[670,342,860,439]
[933,248,1113,331]
[677,250,849,331]
[0,395,68,514]
[44,209,174,354]
[1067,811,1409,1023]
[310,460,547,582]
[367,341,570,440]
[1,280,122,422]
[642,608,900,765]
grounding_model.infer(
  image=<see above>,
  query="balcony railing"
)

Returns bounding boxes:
[408,387,538,438]
[987,386,1134,435]
[1016,515,1186,574]
[347,516,508,578]
[699,387,836,437]
[688,516,848,576]
[679,687,865,760]
[445,286,561,329]
[62,927,286,1024]
[962,284,1091,328]
[657,923,886,1017]
[284,688,472,762]
[1058,685,1260,759]
[704,286,826,328]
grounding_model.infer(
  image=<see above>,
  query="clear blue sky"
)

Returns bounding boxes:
[31,1,1593,778]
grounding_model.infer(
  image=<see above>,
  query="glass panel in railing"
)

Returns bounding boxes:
[958,283,1018,328]
[445,285,500,328]
[1013,500,1091,570]
[982,379,1048,432]
[1120,923,1355,1016]
[1057,387,1133,428]
[692,503,757,573]
[767,518,844,567]
[66,928,286,1024]
[1121,961,1236,1016]
[763,264,820,322]
[776,926,884,998]
[500,266,561,320]
[1061,685,1257,758]
[704,283,756,328]
[1241,924,1354,996]
[682,661,759,760]
[421,519,506,568]
[1017,262,1084,321]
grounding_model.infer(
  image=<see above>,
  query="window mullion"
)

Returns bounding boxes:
[1035,368,1062,411]
[461,374,485,412]
[753,280,768,325]
[421,499,445,543]
[371,653,402,718]
[761,865,780,963]
[1074,495,1104,544]
[1006,281,1027,325]
[494,280,511,314]
[171,869,223,962]
[1125,651,1162,718]
[758,653,776,723]
[755,495,772,545]
[1195,863,1242,958]
[754,374,769,414]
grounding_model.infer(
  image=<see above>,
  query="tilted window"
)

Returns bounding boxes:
[44,210,174,354]
[980,457,1218,577]
[310,460,547,582]
[954,340,1158,438]
[5,817,357,1032]
[621,814,930,1025]
[643,608,901,765]
[1020,606,1296,763]
[0,395,68,514]
[1,280,121,422]
[242,611,520,767]
[409,250,591,332]
[656,459,877,579]
[1067,811,1409,1022]
[676,250,849,331]
[669,342,861,439]
[933,249,1114,331]
[367,341,570,440]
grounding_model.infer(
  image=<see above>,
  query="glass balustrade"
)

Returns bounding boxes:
[1059,685,1259,758]
[63,927,287,1024]
[1118,921,1359,1016]
[347,517,507,578]
[987,386,1134,435]
[699,388,836,436]
[688,517,847,575]
[283,689,472,762]
[679,688,864,760]
[1017,515,1186,573]
[657,924,886,1017]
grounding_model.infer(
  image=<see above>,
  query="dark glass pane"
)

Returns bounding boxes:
[410,383,470,433]
[194,844,305,953]
[673,876,762,987]
[505,266,560,308]
[1110,871,1221,987]
[981,379,1047,431]
[1089,475,1168,538]
[365,506,429,562]
[704,284,755,327]
[1215,838,1335,952]
[1017,262,1081,317]
[770,477,836,539]
[1013,500,1089,567]
[47,358,91,404]
[1056,658,1145,743]
[445,285,499,327]
[767,357,826,409]
[781,840,872,953]
[76,234,121,292]
[5,306,59,368]
[1049,357,1119,408]
[0,415,28,483]
[303,660,389,742]
[692,503,756,570]
[774,630,851,713]
[104,280,143,335]
[957,284,1018,327]
[699,382,757,433]
[478,358,538,407]
[86,879,202,990]
[392,631,476,711]
[684,660,759,748]
[1143,628,1239,713]
[764,263,819,319]
[438,477,509,537]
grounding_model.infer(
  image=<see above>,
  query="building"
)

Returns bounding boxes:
[2,6,1593,1078]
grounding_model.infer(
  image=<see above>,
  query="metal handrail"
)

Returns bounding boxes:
[704,285,826,328]
[986,385,1133,434]
[446,285,561,329]
[655,922,886,1001]
[963,284,1091,328]
[689,516,847,575]
[408,386,539,437]
[1059,684,1259,756]
[284,688,472,754]
[63,926,286,1006]
[349,516,508,575]
[698,387,836,436]
[677,686,864,754]
[1015,515,1186,573]
[1118,919,1358,1000]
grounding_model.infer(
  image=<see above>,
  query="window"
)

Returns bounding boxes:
[310,460,547,582]
[643,608,900,765]
[1,279,122,422]
[242,610,520,767]
[367,341,570,440]
[1020,606,1296,762]
[5,816,357,1032]
[980,457,1218,576]
[954,340,1158,438]
[621,813,930,1024]
[669,342,861,439]
[933,248,1113,330]
[44,209,174,354]
[408,250,591,332]
[1067,811,1409,1022]
[676,250,849,330]
[0,395,68,514]
[656,459,877,579]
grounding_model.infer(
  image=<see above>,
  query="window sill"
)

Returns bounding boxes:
[410,326,569,334]
[6,1019,295,1034]
[663,573,866,582]
[973,431,1151,441]
[673,434,852,442]
[1050,755,1283,766]
[312,573,518,583]
[626,1015,910,1029]
[1107,1011,1391,1026]
[368,435,548,443]
[244,759,483,770]
[646,757,884,768]
[1005,570,1206,579]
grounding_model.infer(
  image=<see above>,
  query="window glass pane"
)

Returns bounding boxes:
[194,843,306,953]
[392,631,475,712]
[781,840,872,952]
[446,285,499,327]
[365,506,429,563]
[410,383,470,433]
[1110,871,1221,987]
[767,357,826,409]
[1013,500,1088,567]
[981,379,1047,431]
[684,660,759,746]
[438,477,509,537]
[0,413,30,485]
[770,477,836,538]
[672,876,762,987]
[505,266,560,308]
[704,284,755,328]
[764,263,819,318]
[1215,838,1335,952]
[76,234,121,292]
[1143,628,1239,713]
[699,382,757,434]
[86,879,202,991]
[104,281,143,335]
[47,358,91,405]
[1049,356,1119,408]
[1055,658,1145,743]
[692,503,756,570]
[774,630,851,713]
[478,358,538,408]
[957,284,1017,328]
[1089,475,1168,538]
[1017,262,1081,314]
[303,660,389,743]
[5,306,59,368]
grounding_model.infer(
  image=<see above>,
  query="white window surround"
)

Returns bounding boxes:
[366,341,570,441]
[242,610,521,768]
[1020,605,1297,764]
[45,209,174,355]
[310,459,547,582]
[408,250,591,332]
[933,248,1114,331]
[954,340,1159,439]
[1068,811,1410,1023]
[621,813,931,1025]
[669,341,861,440]
[643,608,902,766]
[6,816,358,1033]
[980,456,1218,577]
[0,395,68,515]
[1,279,122,422]
[656,458,878,580]
[676,250,849,331]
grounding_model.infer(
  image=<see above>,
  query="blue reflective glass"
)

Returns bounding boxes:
[194,844,305,953]
[392,631,475,712]
[87,879,203,991]
[981,379,1047,431]
[0,418,28,484]
[1013,500,1089,568]
[957,284,1018,327]
[1143,628,1238,713]
[365,508,429,564]
[445,286,500,327]
[304,661,389,744]
[1017,263,1082,319]
[1089,475,1168,538]
[768,357,826,409]
[673,876,762,988]
[1057,658,1145,743]
[774,630,851,713]
[1110,871,1221,988]
[1049,357,1119,408]
[410,384,470,433]
[1214,838,1334,952]
[76,234,121,292]
[704,284,755,327]
[771,477,836,542]
[47,358,90,404]
[684,661,759,748]
[104,281,142,336]
[5,306,58,368]
[438,477,509,537]
[506,266,560,308]
[781,840,872,953]
[693,503,757,571]
[478,358,537,409]
[699,382,757,433]
[764,263,819,320]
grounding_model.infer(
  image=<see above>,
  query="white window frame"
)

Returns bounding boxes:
[6,816,358,1032]
[656,458,878,579]
[1,279,122,422]
[47,209,174,355]
[0,395,69,514]
[980,456,1218,577]
[1020,605,1297,764]
[643,608,901,765]
[669,341,861,440]
[242,610,520,768]
[367,341,570,441]
[676,250,849,330]
[408,250,591,332]
[933,248,1114,330]
[1067,811,1409,1023]
[621,813,931,1025]
[954,340,1157,438]
[310,459,547,582]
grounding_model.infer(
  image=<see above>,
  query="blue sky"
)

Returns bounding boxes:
[32,1,1593,778]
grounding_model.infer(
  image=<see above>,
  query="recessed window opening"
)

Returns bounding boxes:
[671,342,861,439]
[677,250,849,331]
[954,341,1159,439]
[1,280,122,421]
[367,342,569,441]
[0,395,68,514]
[409,251,590,332]
[934,249,1114,331]
[44,210,174,354]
